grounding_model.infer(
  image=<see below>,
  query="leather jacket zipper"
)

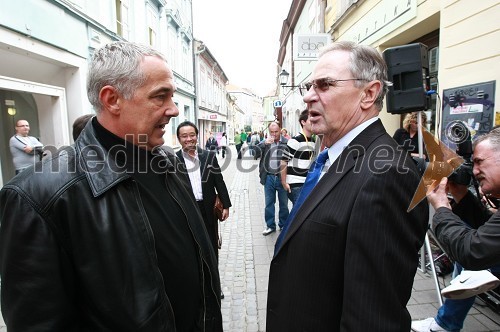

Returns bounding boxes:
[164,173,221,331]
[130,179,176,327]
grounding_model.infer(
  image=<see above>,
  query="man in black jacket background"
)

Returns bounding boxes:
[176,121,232,299]
[0,41,222,332]
[176,121,232,259]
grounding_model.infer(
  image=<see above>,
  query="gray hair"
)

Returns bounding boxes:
[319,41,392,110]
[473,127,500,152]
[87,41,167,112]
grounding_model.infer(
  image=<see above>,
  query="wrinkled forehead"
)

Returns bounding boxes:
[269,124,280,132]
[472,141,499,164]
[313,51,351,79]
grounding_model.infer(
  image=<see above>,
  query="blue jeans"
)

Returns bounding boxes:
[288,186,302,205]
[264,174,289,230]
[435,263,475,331]
[435,263,500,331]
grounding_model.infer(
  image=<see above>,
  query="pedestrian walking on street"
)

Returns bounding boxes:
[0,41,223,332]
[219,132,228,158]
[256,121,289,236]
[234,130,242,159]
[267,41,428,331]
[280,109,316,205]
[205,131,219,154]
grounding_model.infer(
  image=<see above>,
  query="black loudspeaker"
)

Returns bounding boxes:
[383,43,430,114]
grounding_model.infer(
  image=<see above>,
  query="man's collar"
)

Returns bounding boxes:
[182,148,198,159]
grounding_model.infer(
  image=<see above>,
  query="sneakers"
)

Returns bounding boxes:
[411,317,447,331]
[441,269,500,299]
[262,228,276,236]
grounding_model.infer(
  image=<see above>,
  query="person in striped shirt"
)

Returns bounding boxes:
[280,109,316,205]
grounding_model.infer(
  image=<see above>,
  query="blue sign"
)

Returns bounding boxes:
[273,100,283,108]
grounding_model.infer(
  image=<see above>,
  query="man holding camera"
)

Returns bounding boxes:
[412,128,500,331]
[429,127,500,269]
[9,119,44,174]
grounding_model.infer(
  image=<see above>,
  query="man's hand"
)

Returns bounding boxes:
[221,208,230,221]
[427,177,452,210]
[23,145,34,153]
[282,182,291,193]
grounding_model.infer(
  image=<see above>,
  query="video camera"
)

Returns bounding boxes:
[446,121,473,186]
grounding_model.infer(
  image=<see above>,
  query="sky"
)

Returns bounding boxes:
[192,0,293,97]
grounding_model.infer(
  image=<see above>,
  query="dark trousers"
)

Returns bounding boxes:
[236,143,242,159]
[197,200,219,261]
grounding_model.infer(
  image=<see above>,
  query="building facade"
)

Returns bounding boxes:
[0,0,197,186]
[194,39,230,147]
[227,84,265,135]
[278,0,499,140]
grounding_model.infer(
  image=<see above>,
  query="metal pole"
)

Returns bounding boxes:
[417,110,426,272]
[425,232,444,306]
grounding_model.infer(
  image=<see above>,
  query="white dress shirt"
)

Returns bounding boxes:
[182,150,203,201]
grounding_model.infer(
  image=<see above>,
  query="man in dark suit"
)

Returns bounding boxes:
[176,121,232,261]
[266,41,429,331]
[176,122,231,301]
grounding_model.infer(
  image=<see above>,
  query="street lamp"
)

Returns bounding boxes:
[279,69,301,91]
[279,69,290,86]
[6,99,16,132]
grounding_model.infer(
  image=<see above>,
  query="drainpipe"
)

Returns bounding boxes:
[320,0,326,33]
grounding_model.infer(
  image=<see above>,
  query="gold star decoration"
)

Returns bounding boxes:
[407,126,465,212]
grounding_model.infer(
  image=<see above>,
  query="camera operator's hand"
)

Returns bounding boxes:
[427,177,452,210]
[447,180,469,204]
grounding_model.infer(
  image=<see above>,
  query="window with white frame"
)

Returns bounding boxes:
[146,5,159,47]
[116,0,130,39]
[182,41,189,77]
[168,27,178,70]
[200,65,207,106]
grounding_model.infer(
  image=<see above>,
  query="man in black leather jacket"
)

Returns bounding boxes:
[0,41,222,331]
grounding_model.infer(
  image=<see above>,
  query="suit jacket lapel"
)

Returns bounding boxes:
[276,120,386,254]
[198,148,209,181]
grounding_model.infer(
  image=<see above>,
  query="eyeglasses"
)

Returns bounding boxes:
[299,78,366,96]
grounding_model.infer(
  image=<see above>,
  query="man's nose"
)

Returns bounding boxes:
[472,165,479,177]
[165,100,179,117]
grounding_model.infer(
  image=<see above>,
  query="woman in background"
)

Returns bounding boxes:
[393,112,427,159]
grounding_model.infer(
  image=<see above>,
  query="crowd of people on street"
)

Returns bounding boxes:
[1,39,500,332]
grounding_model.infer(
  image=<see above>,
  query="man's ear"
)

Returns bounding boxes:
[99,85,121,115]
[360,80,382,110]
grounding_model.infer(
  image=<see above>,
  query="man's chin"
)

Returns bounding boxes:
[150,139,165,149]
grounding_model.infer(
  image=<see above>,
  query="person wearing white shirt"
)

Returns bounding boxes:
[219,132,228,158]
[176,121,232,300]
